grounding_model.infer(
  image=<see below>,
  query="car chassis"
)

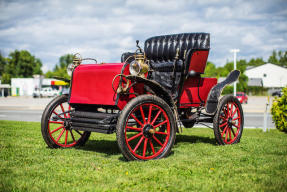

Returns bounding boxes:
[41,33,244,160]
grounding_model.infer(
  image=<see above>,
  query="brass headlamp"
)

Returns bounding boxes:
[129,40,149,77]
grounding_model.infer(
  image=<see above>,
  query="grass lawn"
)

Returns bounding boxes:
[0,120,287,191]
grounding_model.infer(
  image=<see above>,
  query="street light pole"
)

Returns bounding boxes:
[230,49,240,96]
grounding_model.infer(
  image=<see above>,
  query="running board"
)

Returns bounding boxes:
[205,70,240,114]
[70,111,118,134]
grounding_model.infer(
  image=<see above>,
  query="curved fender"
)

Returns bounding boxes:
[205,70,240,114]
[125,75,176,109]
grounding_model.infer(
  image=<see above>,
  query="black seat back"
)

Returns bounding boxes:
[144,33,210,62]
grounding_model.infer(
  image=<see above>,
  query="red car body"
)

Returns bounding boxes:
[236,92,248,104]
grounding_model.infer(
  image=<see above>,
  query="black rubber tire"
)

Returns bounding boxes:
[116,94,176,161]
[213,95,244,145]
[41,95,91,148]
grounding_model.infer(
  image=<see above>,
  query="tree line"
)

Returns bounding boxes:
[0,50,73,84]
[1,49,287,93]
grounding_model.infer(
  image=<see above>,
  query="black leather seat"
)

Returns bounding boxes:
[121,33,210,94]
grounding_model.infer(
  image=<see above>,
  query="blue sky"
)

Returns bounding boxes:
[0,0,286,72]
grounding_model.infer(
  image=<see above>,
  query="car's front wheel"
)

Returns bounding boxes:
[116,95,176,160]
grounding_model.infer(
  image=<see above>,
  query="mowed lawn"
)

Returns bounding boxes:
[0,120,287,191]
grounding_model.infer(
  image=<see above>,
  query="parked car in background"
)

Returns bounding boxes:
[272,90,283,97]
[236,92,248,104]
[33,87,60,98]
[33,88,41,98]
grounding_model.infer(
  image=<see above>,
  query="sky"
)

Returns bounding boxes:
[0,0,287,73]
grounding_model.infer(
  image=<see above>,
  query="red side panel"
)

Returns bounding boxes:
[189,50,209,73]
[179,77,217,108]
[69,63,125,105]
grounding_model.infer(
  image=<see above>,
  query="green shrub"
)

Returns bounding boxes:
[271,87,287,132]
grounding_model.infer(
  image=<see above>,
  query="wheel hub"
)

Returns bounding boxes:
[64,119,71,130]
[227,117,234,127]
[143,124,155,138]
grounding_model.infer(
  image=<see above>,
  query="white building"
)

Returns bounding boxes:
[245,63,287,89]
[11,76,58,96]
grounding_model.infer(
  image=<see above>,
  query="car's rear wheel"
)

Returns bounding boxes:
[213,95,244,145]
[116,95,176,160]
[41,95,90,148]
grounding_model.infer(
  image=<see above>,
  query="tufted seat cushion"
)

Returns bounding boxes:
[144,33,210,62]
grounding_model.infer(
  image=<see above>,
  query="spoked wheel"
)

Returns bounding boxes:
[116,95,176,161]
[213,95,244,145]
[41,95,90,148]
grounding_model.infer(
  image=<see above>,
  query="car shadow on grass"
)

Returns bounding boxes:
[76,134,216,159]
[175,134,216,145]
[76,139,120,156]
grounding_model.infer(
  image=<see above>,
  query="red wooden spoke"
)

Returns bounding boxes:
[143,138,148,157]
[233,124,240,129]
[131,114,143,127]
[70,130,76,142]
[227,103,230,118]
[65,130,68,145]
[60,104,67,118]
[133,136,144,152]
[53,111,63,119]
[228,127,232,141]
[154,131,168,135]
[151,110,162,125]
[153,120,167,129]
[231,107,238,117]
[223,107,228,117]
[126,126,142,132]
[56,128,65,142]
[224,128,229,142]
[149,139,155,155]
[152,135,163,146]
[230,103,233,116]
[148,105,153,123]
[230,127,236,136]
[49,121,64,124]
[50,126,64,134]
[127,132,142,142]
[233,117,240,121]
[68,105,71,118]
[219,122,227,128]
[221,125,228,137]
[139,106,146,124]
[220,116,227,120]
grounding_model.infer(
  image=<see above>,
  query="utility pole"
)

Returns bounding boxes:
[230,49,240,96]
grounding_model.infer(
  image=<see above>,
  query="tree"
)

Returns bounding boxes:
[0,52,7,77]
[202,61,217,77]
[45,54,73,79]
[268,50,287,67]
[247,57,265,67]
[1,50,42,84]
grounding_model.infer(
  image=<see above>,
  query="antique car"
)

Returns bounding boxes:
[41,33,244,161]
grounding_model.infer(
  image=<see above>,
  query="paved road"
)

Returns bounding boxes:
[0,109,275,129]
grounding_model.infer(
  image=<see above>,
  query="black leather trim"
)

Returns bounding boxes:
[205,70,241,114]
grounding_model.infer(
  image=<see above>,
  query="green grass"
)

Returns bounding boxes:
[0,120,287,192]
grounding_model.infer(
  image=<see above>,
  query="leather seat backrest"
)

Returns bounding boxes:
[144,33,210,62]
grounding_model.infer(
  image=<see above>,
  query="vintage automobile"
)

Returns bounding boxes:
[41,33,244,161]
